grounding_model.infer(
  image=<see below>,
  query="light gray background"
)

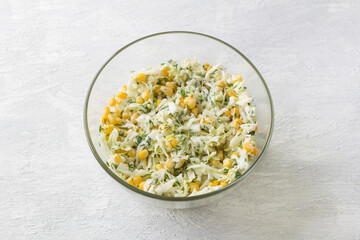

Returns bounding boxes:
[1,0,359,239]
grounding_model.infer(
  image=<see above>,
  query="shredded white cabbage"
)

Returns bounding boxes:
[99,59,258,197]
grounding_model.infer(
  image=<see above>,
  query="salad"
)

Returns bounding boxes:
[99,59,258,197]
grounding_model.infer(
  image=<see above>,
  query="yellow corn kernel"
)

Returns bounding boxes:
[114,108,121,116]
[224,110,232,117]
[138,149,149,160]
[114,116,122,125]
[154,85,162,94]
[166,137,177,148]
[223,158,232,168]
[108,114,115,124]
[117,92,127,100]
[233,97,239,102]
[102,125,113,135]
[161,124,172,133]
[161,66,170,76]
[206,65,212,71]
[187,98,196,110]
[166,81,177,91]
[189,182,200,192]
[217,150,224,160]
[237,129,243,135]
[136,96,144,104]
[127,148,136,157]
[231,152,239,158]
[122,112,130,120]
[178,98,186,108]
[134,73,147,82]
[209,180,219,187]
[108,97,116,107]
[121,85,127,92]
[234,75,243,82]
[139,181,146,191]
[233,118,242,129]
[106,135,110,141]
[243,142,255,153]
[177,159,186,168]
[131,112,139,124]
[156,164,164,170]
[226,88,236,97]
[103,106,110,115]
[160,86,173,96]
[101,115,107,124]
[217,81,225,91]
[252,147,257,154]
[108,114,122,125]
[126,178,135,186]
[156,99,162,107]
[141,90,150,100]
[203,117,213,124]
[114,155,123,165]
[255,126,258,131]
[165,158,174,169]
[203,63,210,70]
[133,176,142,187]
[192,107,199,117]
[115,149,126,154]
[232,106,240,116]
[220,181,228,187]
[183,97,190,104]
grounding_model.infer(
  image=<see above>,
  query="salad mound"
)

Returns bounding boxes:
[99,59,258,197]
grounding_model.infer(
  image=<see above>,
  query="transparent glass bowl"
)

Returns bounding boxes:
[84,31,274,208]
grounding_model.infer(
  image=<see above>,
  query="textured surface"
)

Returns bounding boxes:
[1,0,360,239]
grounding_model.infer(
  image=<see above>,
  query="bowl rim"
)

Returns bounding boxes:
[83,31,274,202]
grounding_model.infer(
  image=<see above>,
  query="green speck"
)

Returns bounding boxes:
[180,89,185,97]
[135,136,143,145]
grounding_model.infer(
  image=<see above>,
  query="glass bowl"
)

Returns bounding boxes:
[84,31,274,208]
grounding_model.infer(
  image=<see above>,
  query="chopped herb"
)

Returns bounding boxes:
[149,120,154,127]
[135,136,143,145]
[180,89,185,97]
